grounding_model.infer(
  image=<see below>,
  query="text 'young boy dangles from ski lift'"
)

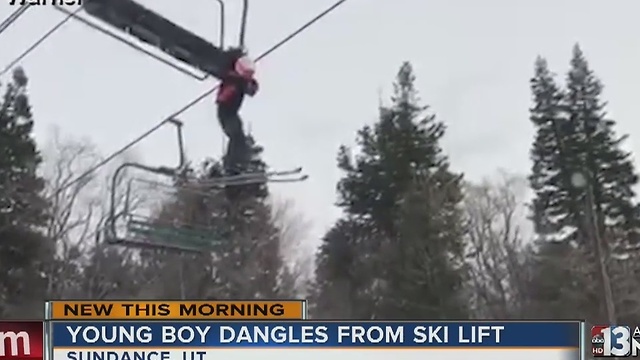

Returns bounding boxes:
[216,49,259,175]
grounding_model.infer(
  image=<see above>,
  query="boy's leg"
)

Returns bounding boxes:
[218,104,243,139]
[219,111,249,175]
[225,134,248,174]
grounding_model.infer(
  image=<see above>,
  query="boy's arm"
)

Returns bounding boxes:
[246,79,259,96]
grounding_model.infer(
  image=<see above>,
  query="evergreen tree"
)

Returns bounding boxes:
[138,138,284,299]
[564,45,640,322]
[0,68,52,317]
[313,62,467,319]
[526,45,640,321]
[336,65,448,234]
[312,219,372,318]
[520,241,600,319]
[530,46,640,251]
[565,45,640,246]
[527,54,603,320]
[206,137,283,298]
[529,57,580,241]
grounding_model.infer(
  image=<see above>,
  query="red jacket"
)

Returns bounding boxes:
[216,71,258,109]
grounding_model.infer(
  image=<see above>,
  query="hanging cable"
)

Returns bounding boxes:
[0,3,31,36]
[0,7,81,77]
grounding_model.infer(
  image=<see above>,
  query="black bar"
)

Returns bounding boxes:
[84,0,230,78]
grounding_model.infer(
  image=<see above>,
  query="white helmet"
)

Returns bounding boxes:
[235,55,255,77]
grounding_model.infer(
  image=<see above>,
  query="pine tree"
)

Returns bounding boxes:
[209,137,283,298]
[564,45,640,322]
[312,219,376,318]
[529,56,580,241]
[565,45,640,246]
[526,54,603,320]
[0,68,52,317]
[530,46,640,250]
[336,65,448,234]
[526,45,640,321]
[313,62,467,319]
[138,138,284,299]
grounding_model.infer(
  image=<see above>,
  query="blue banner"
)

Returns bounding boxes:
[51,321,580,348]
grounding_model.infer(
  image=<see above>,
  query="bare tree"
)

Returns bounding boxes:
[40,127,146,299]
[41,127,102,246]
[41,127,102,298]
[270,197,314,298]
[463,172,531,318]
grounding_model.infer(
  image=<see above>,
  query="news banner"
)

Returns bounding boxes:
[5,300,628,360]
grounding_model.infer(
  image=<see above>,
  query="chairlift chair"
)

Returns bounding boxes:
[70,0,247,80]
[102,118,308,253]
[102,118,226,252]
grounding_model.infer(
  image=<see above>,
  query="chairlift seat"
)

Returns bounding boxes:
[126,216,223,249]
[84,0,228,78]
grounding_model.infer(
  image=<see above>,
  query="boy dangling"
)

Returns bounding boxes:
[216,49,259,175]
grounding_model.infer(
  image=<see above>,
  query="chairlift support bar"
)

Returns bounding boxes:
[81,0,225,77]
[53,5,209,80]
[239,0,248,47]
[66,0,249,81]
[1,2,222,80]
[215,0,225,49]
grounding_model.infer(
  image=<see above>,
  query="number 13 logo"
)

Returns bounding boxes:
[601,326,631,356]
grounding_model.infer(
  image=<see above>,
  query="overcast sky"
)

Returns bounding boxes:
[1,0,639,249]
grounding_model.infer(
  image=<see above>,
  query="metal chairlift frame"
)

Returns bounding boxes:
[103,119,230,252]
[54,0,247,81]
[101,117,224,252]
[102,118,307,252]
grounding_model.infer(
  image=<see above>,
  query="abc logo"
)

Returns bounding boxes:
[592,333,605,356]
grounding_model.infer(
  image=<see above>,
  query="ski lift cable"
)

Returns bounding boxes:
[0,5,208,79]
[0,3,31,36]
[40,0,350,204]
[0,6,82,77]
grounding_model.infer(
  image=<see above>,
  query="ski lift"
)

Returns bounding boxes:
[101,118,228,252]
[102,119,308,253]
[0,3,32,37]
[58,0,248,80]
